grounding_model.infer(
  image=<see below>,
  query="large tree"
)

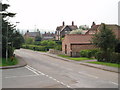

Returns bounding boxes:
[92,23,117,62]
[1,3,24,58]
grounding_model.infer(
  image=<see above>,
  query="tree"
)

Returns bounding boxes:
[12,31,25,49]
[92,23,117,62]
[1,3,24,58]
[25,37,34,44]
[79,25,89,30]
[69,29,83,34]
[35,36,42,42]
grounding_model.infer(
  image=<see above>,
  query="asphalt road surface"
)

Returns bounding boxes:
[2,49,119,88]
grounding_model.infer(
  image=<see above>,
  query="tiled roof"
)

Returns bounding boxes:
[56,26,64,31]
[85,25,100,34]
[85,24,120,35]
[56,25,78,31]
[42,33,55,37]
[63,34,93,44]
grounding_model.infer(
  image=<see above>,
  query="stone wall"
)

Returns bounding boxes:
[48,49,63,55]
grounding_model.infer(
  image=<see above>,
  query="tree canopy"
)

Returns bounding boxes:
[92,23,118,62]
[1,3,24,58]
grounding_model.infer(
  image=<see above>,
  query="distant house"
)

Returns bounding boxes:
[24,30,41,40]
[55,21,78,40]
[62,34,94,57]
[42,32,55,40]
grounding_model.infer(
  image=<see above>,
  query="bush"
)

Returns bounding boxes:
[95,51,105,62]
[55,45,62,51]
[95,51,120,64]
[110,52,120,64]
[80,50,89,57]
[80,49,99,58]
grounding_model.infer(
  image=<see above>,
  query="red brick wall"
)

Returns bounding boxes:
[70,44,95,56]
[62,40,71,56]
[71,44,95,52]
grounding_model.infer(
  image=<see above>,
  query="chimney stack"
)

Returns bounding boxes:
[91,22,96,28]
[62,21,65,26]
[72,21,74,26]
[27,30,29,33]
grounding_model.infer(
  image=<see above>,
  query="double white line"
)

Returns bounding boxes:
[25,65,73,89]
[25,65,45,76]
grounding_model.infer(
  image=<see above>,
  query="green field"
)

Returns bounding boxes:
[0,58,18,66]
[87,61,120,68]
[58,55,93,61]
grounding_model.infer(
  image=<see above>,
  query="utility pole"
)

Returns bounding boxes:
[6,22,8,62]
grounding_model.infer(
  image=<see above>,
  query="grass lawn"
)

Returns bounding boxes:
[87,61,120,68]
[58,55,93,61]
[0,58,18,67]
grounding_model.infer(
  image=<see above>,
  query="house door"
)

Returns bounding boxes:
[65,45,67,54]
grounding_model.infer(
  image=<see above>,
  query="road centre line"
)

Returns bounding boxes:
[111,82,118,85]
[78,72,98,79]
[26,65,45,75]
[26,65,73,89]
[25,66,39,75]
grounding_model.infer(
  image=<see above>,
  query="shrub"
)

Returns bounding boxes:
[95,51,105,62]
[80,49,99,58]
[55,45,62,51]
[110,52,120,64]
[80,50,91,58]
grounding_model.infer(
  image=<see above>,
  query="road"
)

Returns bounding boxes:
[2,49,118,88]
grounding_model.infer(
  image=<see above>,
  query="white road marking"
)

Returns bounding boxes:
[53,78,57,81]
[57,80,60,83]
[25,66,39,75]
[60,82,66,85]
[111,82,118,85]
[45,75,49,77]
[79,72,98,79]
[26,65,44,75]
[3,75,38,79]
[26,65,73,88]
[66,85,71,88]
[49,76,53,79]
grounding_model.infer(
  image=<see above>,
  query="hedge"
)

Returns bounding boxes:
[22,45,46,51]
[80,49,120,64]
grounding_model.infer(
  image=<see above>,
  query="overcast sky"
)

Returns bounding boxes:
[3,0,120,32]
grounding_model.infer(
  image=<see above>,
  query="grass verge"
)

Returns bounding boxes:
[0,58,18,67]
[58,55,93,61]
[87,61,120,68]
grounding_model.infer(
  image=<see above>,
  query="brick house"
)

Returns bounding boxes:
[62,34,94,56]
[24,30,41,40]
[42,32,55,40]
[55,21,78,40]
[62,22,120,56]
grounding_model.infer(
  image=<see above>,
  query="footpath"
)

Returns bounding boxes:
[43,52,119,73]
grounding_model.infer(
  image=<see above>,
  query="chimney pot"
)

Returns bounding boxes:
[62,21,65,26]
[72,21,74,26]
